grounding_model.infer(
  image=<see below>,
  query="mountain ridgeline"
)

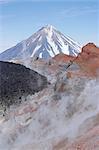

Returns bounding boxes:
[0,25,81,61]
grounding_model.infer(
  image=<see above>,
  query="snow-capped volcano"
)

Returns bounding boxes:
[0,25,81,61]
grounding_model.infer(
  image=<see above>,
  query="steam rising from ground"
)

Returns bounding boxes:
[0,78,99,150]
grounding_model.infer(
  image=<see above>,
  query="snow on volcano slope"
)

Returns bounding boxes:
[0,25,81,61]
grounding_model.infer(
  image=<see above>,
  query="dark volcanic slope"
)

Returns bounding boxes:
[0,61,47,106]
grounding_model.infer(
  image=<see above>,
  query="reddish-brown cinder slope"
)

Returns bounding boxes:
[53,43,99,78]
[53,53,75,63]
[76,43,99,77]
[53,125,99,150]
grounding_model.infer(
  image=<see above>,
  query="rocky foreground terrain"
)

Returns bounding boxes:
[0,61,48,107]
[0,43,99,150]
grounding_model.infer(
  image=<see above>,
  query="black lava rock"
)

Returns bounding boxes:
[0,61,48,107]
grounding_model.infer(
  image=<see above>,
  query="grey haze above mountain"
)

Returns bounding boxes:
[0,25,81,61]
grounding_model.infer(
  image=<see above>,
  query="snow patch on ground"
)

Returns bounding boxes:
[31,45,41,57]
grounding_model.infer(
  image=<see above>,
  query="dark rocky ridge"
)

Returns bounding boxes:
[0,61,48,107]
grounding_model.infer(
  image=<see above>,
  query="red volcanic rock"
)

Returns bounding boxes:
[82,43,98,53]
[53,43,99,78]
[53,53,75,63]
[76,43,99,77]
[53,125,99,150]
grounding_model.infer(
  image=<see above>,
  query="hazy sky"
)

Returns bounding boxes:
[0,0,99,53]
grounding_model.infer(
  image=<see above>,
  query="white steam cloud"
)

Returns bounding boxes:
[0,78,99,150]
